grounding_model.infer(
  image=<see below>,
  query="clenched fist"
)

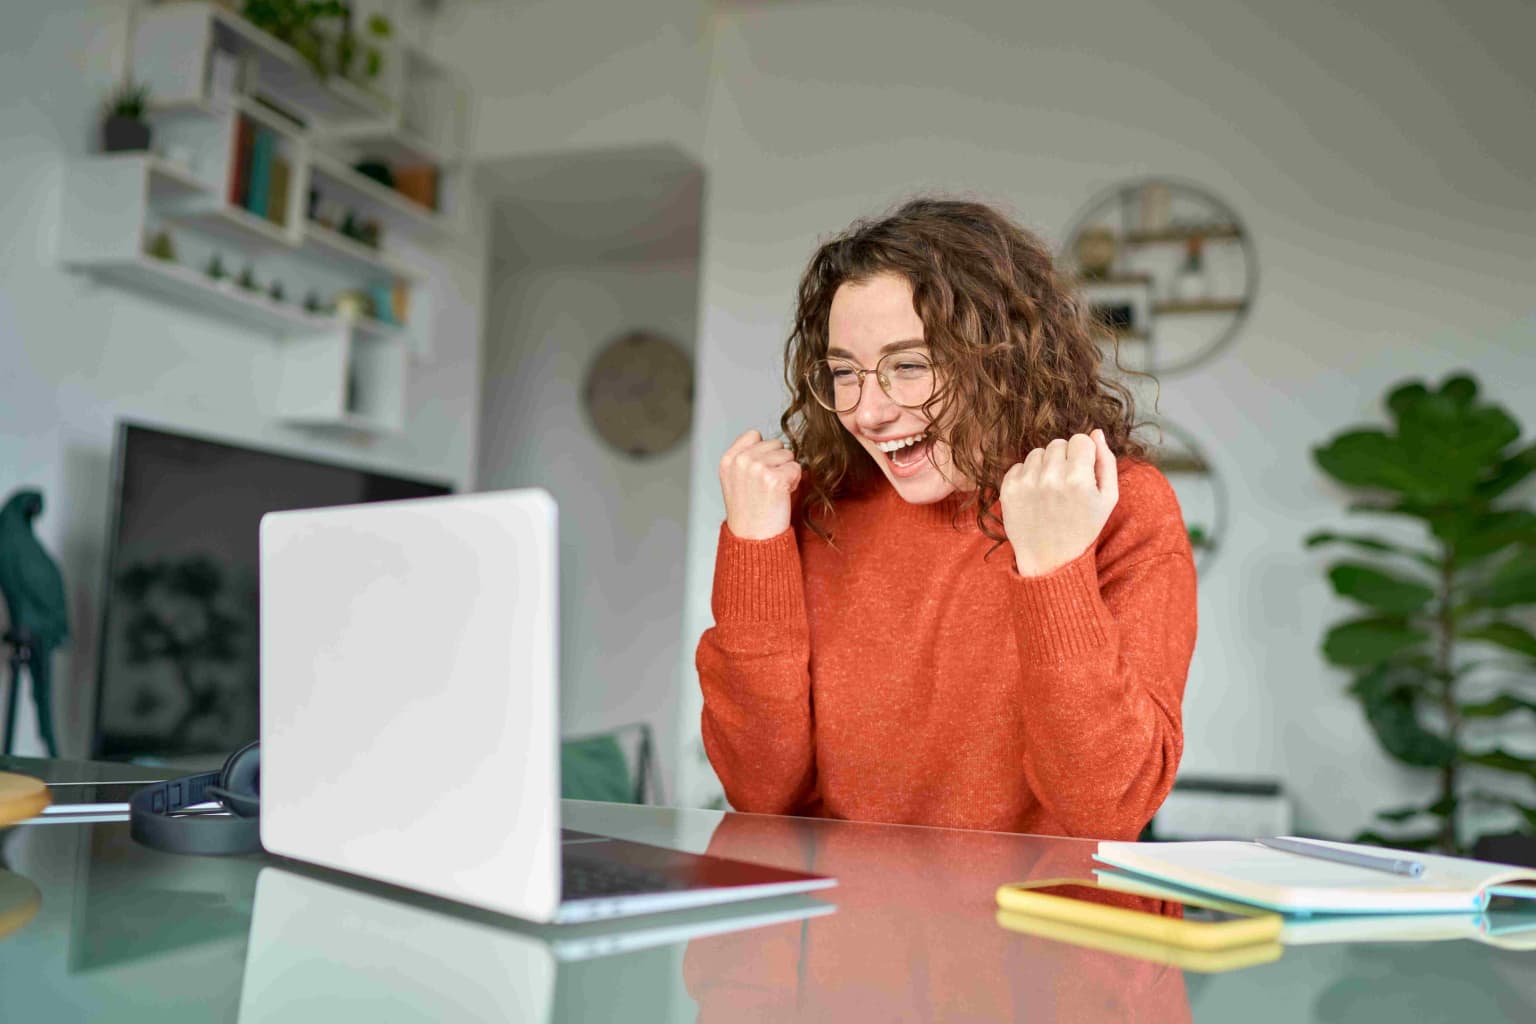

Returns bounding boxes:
[1001,429,1119,577]
[719,430,803,540]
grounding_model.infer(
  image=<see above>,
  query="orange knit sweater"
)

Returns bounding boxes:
[697,459,1197,840]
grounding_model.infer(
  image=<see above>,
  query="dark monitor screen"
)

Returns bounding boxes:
[92,422,452,759]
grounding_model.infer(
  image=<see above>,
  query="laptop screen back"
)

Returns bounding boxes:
[259,490,562,921]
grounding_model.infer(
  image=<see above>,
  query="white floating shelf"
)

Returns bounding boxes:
[328,124,456,168]
[281,410,403,435]
[134,3,394,124]
[302,221,423,282]
[145,155,215,198]
[68,256,337,336]
[308,149,450,234]
[167,202,297,248]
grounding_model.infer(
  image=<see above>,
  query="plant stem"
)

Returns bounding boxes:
[1437,549,1461,853]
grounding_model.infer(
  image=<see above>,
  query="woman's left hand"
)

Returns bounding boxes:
[1001,429,1119,577]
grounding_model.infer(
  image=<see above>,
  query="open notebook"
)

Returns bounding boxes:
[1091,867,1536,950]
[1094,838,1536,916]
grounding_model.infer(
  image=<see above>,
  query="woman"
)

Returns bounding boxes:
[697,197,1196,840]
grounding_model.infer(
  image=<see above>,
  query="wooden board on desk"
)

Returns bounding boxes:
[0,771,51,827]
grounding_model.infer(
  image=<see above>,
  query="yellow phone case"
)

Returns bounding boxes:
[994,877,1283,952]
[995,909,1283,974]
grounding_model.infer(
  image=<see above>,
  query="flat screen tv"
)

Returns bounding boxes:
[92,422,452,760]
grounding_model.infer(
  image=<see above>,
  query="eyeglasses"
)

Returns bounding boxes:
[805,351,936,414]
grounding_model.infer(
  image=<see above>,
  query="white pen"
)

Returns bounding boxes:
[1257,836,1425,878]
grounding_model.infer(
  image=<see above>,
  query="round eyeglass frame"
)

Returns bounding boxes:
[804,351,937,415]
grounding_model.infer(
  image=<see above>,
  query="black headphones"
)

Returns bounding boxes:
[128,741,262,856]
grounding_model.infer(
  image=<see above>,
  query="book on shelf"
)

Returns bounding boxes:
[245,127,275,219]
[1094,838,1536,916]
[267,155,290,227]
[229,116,254,207]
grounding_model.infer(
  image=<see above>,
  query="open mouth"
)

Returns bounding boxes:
[874,432,934,472]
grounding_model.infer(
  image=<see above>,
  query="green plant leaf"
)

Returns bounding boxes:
[1512,802,1536,831]
[1460,691,1536,719]
[1382,798,1449,822]
[1476,442,1536,502]
[1459,621,1536,659]
[1387,375,1522,502]
[1465,747,1536,777]
[1327,563,1436,614]
[1446,509,1536,563]
[1314,431,1436,497]
[1348,663,1456,766]
[1305,530,1437,567]
[1478,551,1536,609]
[1346,500,1428,520]
[1323,617,1432,666]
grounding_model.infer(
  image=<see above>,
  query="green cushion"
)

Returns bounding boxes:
[560,734,635,803]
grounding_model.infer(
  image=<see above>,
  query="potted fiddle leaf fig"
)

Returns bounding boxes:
[1308,373,1536,855]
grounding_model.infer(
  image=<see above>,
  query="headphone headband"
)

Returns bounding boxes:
[128,742,262,856]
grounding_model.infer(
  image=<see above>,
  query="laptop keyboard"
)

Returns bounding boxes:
[561,856,689,901]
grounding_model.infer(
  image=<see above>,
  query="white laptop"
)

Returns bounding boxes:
[258,489,833,923]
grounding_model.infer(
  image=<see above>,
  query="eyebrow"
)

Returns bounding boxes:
[825,339,927,359]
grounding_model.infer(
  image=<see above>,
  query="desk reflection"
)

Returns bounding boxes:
[237,864,831,1023]
[683,814,1191,1022]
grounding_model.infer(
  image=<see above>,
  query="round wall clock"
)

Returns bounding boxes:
[583,330,695,458]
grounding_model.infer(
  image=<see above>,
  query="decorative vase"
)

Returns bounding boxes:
[102,115,151,153]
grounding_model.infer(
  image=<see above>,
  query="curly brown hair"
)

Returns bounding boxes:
[781,196,1153,544]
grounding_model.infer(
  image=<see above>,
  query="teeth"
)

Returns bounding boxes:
[874,433,925,453]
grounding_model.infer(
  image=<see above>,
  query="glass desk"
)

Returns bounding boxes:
[2,758,1535,1022]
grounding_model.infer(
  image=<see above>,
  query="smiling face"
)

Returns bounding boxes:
[826,273,970,504]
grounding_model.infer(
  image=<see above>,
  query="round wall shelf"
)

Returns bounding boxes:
[1063,178,1258,376]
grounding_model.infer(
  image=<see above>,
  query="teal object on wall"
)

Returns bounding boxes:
[560,734,635,804]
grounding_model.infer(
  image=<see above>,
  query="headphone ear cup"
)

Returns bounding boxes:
[216,741,261,818]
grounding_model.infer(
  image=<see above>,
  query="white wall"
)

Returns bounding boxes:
[0,1,489,756]
[412,0,715,163]
[675,0,1536,838]
[478,256,700,800]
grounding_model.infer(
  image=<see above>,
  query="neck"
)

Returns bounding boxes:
[875,485,983,530]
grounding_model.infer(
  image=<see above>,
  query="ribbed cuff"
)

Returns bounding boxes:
[711,522,806,623]
[1010,547,1114,661]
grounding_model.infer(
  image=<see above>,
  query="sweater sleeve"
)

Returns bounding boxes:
[1007,467,1197,840]
[695,522,818,814]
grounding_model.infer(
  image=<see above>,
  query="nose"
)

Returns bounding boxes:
[853,372,899,429]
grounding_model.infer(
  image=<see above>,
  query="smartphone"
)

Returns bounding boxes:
[994,876,1283,951]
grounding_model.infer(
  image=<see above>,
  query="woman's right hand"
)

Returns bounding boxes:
[719,430,802,540]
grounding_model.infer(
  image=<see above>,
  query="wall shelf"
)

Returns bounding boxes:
[67,255,335,336]
[1123,223,1243,246]
[145,155,213,197]
[53,0,469,437]
[167,202,296,249]
[301,221,422,282]
[1078,273,1155,288]
[1063,179,1257,375]
[133,2,394,124]
[308,150,449,234]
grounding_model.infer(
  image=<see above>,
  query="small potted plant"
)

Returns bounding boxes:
[102,80,152,153]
